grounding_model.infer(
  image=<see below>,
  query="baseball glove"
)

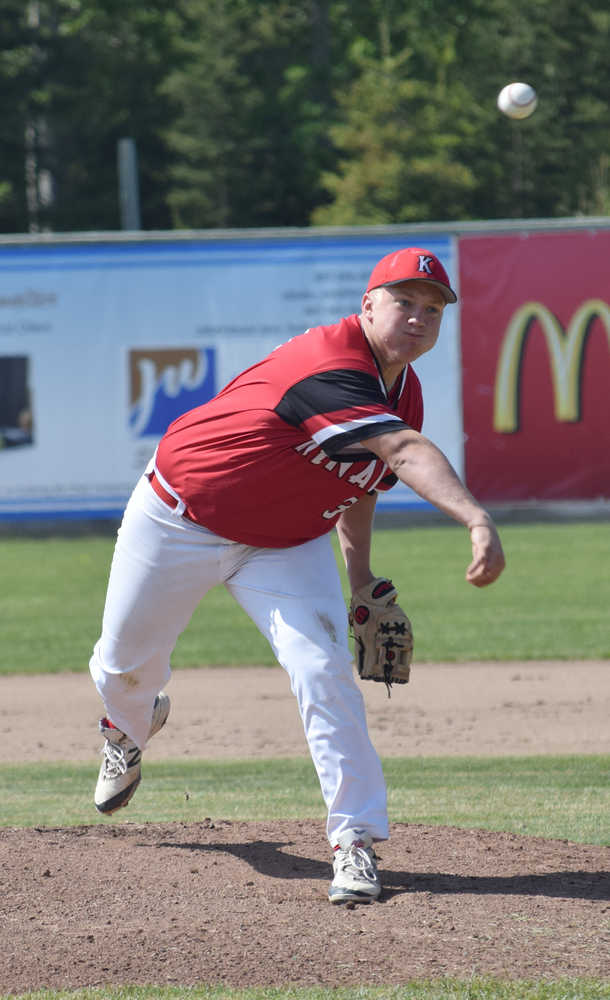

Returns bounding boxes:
[349,577,413,696]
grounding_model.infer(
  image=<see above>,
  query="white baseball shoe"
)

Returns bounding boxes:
[328,828,381,904]
[94,692,170,814]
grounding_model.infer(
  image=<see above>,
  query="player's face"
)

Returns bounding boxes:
[361,280,445,381]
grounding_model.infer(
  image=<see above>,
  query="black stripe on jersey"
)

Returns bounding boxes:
[324,421,408,459]
[376,472,399,489]
[274,369,385,428]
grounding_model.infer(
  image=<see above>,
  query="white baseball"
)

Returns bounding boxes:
[497,82,538,120]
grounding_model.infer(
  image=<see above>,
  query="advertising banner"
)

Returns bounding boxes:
[0,233,460,519]
[459,230,610,501]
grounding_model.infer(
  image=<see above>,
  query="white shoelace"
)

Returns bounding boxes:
[339,844,379,883]
[101,740,127,778]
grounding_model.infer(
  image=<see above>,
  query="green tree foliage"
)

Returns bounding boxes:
[0,0,177,232]
[162,0,334,228]
[0,0,608,232]
[315,0,610,223]
[456,0,610,220]
[311,39,478,224]
[0,0,39,231]
[40,0,178,231]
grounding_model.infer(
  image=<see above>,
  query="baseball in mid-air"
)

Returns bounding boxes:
[497,82,538,119]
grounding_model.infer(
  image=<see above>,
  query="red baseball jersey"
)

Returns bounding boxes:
[155,314,423,547]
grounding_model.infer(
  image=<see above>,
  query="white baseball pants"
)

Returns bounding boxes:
[90,473,389,845]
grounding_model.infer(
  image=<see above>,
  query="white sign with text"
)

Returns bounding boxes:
[0,234,462,519]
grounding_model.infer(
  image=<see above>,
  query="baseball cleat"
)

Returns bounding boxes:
[328,828,381,904]
[94,692,170,814]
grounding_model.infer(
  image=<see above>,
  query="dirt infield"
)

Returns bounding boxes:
[3,661,609,763]
[1,663,609,993]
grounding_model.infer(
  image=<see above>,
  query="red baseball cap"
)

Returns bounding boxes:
[366,247,457,304]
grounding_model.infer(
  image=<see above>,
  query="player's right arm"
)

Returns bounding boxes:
[361,426,505,587]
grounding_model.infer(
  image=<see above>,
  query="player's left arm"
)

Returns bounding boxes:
[335,491,377,592]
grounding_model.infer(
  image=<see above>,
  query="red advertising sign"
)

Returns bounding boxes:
[459,230,610,501]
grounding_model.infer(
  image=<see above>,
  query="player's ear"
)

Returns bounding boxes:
[361,290,375,319]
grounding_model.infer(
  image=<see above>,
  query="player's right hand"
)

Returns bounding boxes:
[466,523,505,587]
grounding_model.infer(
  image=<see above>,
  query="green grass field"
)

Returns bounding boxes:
[5,982,610,1000]
[1,521,609,674]
[1,523,608,1000]
[0,755,608,845]
[6,981,610,1000]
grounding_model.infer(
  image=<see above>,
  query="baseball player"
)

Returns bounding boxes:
[90,247,505,904]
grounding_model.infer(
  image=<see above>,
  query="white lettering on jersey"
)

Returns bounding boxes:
[295,439,353,477]
[322,496,358,519]
[294,440,319,457]
[294,438,394,493]
[293,440,394,522]
[369,463,390,491]
[348,461,377,489]
[324,459,353,478]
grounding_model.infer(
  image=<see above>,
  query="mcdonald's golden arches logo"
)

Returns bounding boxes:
[494,299,610,433]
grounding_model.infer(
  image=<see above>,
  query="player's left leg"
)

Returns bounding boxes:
[90,474,227,812]
[226,534,389,855]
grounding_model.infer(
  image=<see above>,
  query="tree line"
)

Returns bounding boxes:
[2,0,609,235]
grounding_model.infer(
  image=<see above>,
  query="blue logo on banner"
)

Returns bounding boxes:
[129,347,216,437]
